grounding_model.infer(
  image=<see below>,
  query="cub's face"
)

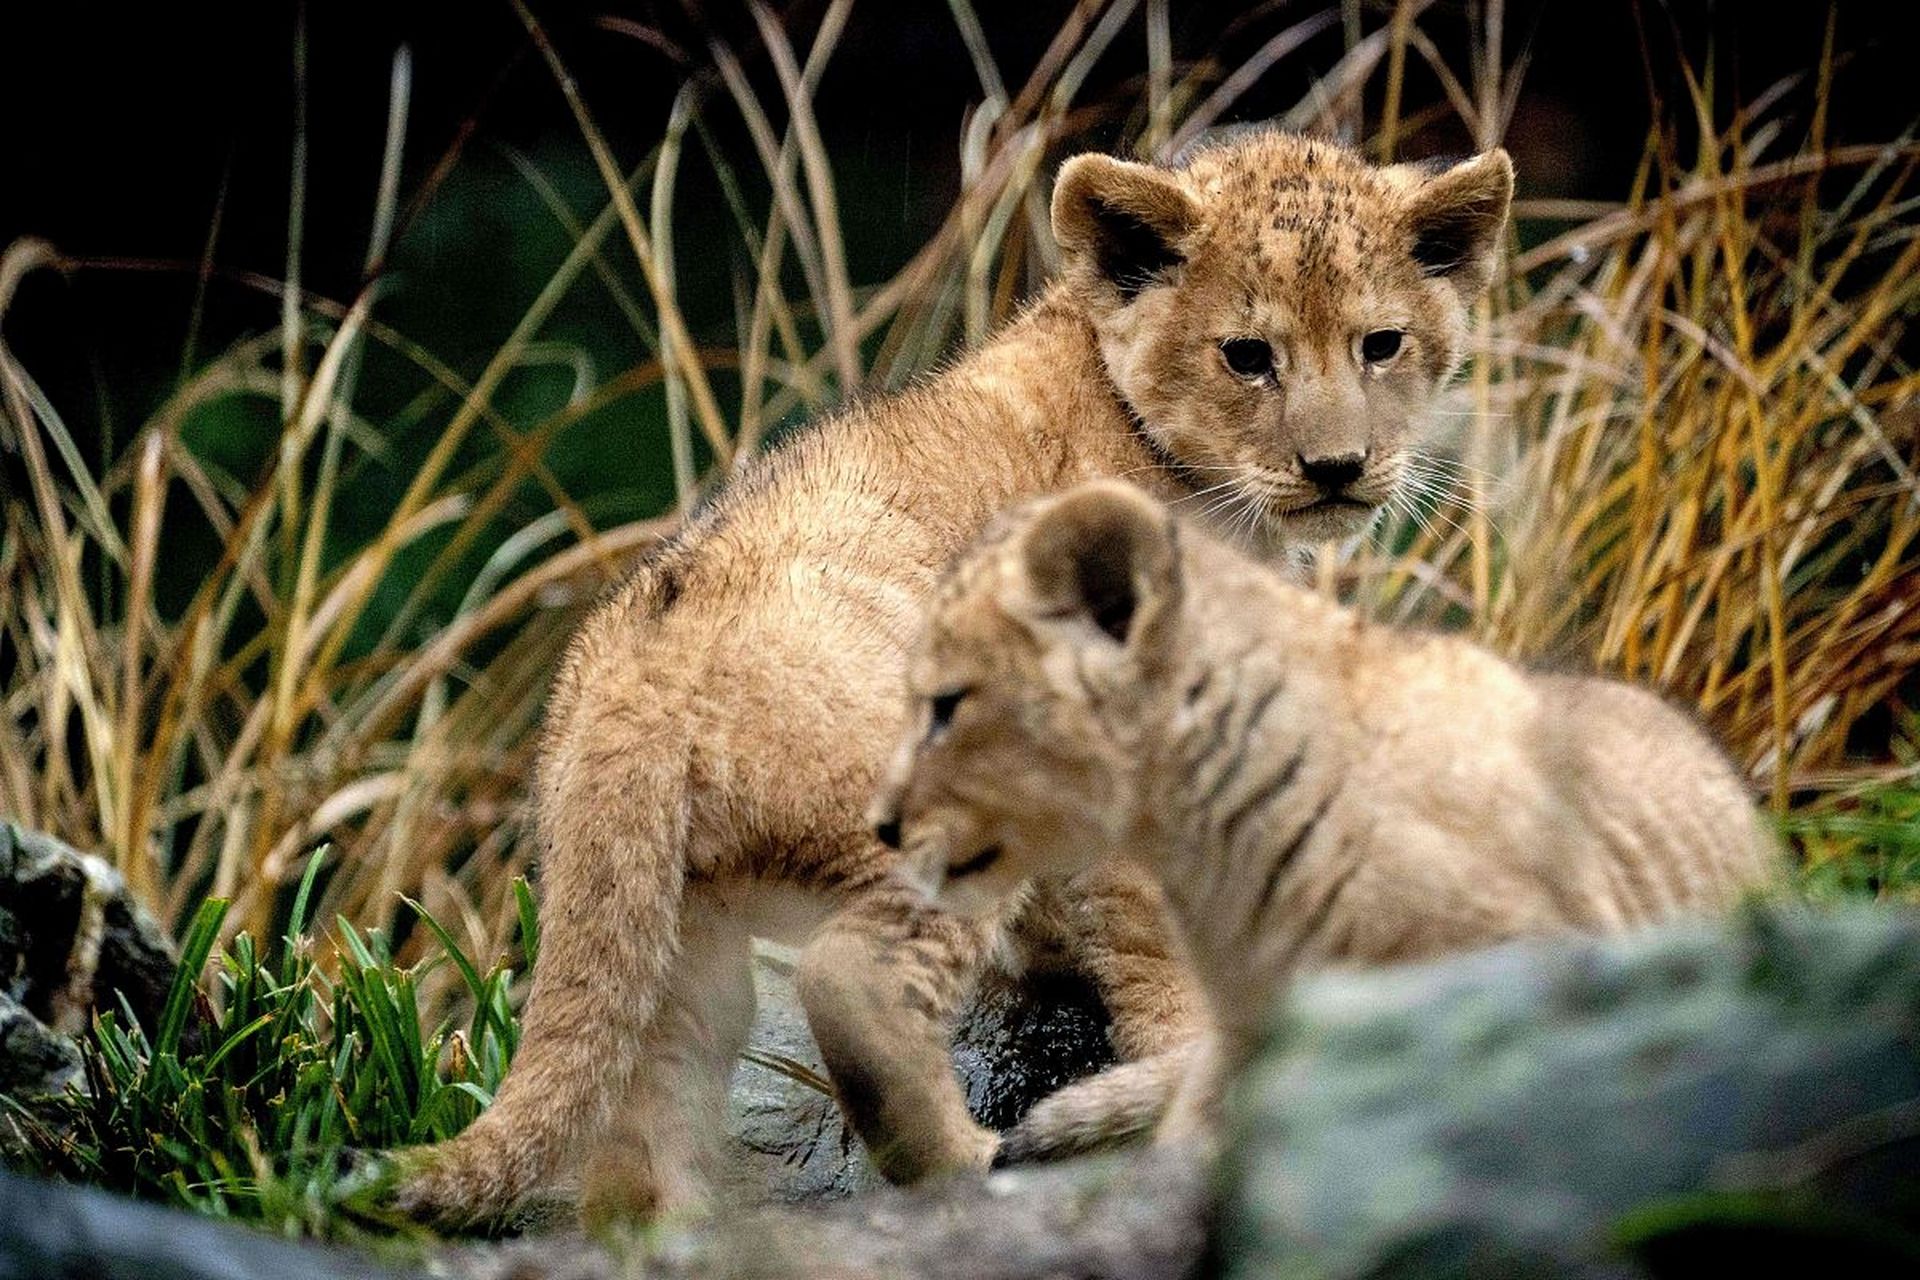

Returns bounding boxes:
[870,485,1187,913]
[1052,132,1512,552]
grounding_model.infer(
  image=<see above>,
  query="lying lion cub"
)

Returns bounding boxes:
[871,480,1779,1157]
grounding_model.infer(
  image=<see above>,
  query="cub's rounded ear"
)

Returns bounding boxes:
[1402,148,1513,297]
[1051,154,1200,304]
[1015,481,1182,662]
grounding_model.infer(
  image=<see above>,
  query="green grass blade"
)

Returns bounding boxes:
[158,897,229,1057]
[513,876,539,970]
[203,1013,278,1074]
[286,844,329,951]
[401,894,485,1007]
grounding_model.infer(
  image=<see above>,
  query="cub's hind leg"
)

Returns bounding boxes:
[389,667,694,1229]
[796,866,999,1182]
[578,888,756,1228]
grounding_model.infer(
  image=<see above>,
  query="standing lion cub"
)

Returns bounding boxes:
[872,481,1779,1158]
[393,131,1515,1226]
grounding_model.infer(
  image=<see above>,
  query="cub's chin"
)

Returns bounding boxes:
[1269,498,1382,548]
[1187,484,1386,557]
[931,843,1014,916]
[919,840,1047,918]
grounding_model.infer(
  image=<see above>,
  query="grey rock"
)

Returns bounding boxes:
[0,992,81,1101]
[725,945,879,1202]
[0,1168,422,1280]
[14,903,1920,1280]
[1220,903,1920,1278]
[0,822,178,1041]
[725,942,1114,1204]
[0,823,182,1125]
[443,1148,1208,1280]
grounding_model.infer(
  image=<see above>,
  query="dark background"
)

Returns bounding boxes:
[2,1,1915,626]
[9,3,1915,269]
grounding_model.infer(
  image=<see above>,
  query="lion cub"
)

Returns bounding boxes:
[872,481,1779,1157]
[393,132,1516,1227]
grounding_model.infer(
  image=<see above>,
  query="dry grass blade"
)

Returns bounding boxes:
[748,0,861,394]
[509,0,734,467]
[653,86,699,512]
[1358,75,1918,816]
[1164,8,1340,157]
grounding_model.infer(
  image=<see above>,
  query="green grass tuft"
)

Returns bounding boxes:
[1791,782,1920,904]
[0,848,532,1243]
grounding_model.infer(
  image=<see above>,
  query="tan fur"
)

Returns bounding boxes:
[872,481,1781,1160]
[390,132,1514,1227]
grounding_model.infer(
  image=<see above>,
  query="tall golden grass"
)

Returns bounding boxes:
[1,1,1914,1009]
[1338,9,1920,826]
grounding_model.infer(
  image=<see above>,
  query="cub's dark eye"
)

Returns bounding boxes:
[928,689,968,735]
[1361,329,1404,363]
[1219,337,1274,378]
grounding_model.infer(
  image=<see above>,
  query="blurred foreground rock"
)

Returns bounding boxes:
[0,823,178,1102]
[1221,903,1920,1277]
[6,903,1920,1278]
[0,1168,419,1280]
[460,903,1920,1279]
[448,1149,1208,1280]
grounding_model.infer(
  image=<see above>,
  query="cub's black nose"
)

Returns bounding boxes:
[874,816,902,849]
[1299,452,1366,494]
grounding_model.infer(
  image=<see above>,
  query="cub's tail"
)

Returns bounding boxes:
[391,656,691,1228]
[996,1046,1191,1166]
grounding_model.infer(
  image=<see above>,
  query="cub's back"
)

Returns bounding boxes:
[1536,674,1780,910]
[1268,620,1776,957]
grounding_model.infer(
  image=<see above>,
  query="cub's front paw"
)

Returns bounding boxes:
[960,1122,1001,1171]
[867,1115,1000,1184]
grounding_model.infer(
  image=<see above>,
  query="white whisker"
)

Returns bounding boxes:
[1411,451,1502,481]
